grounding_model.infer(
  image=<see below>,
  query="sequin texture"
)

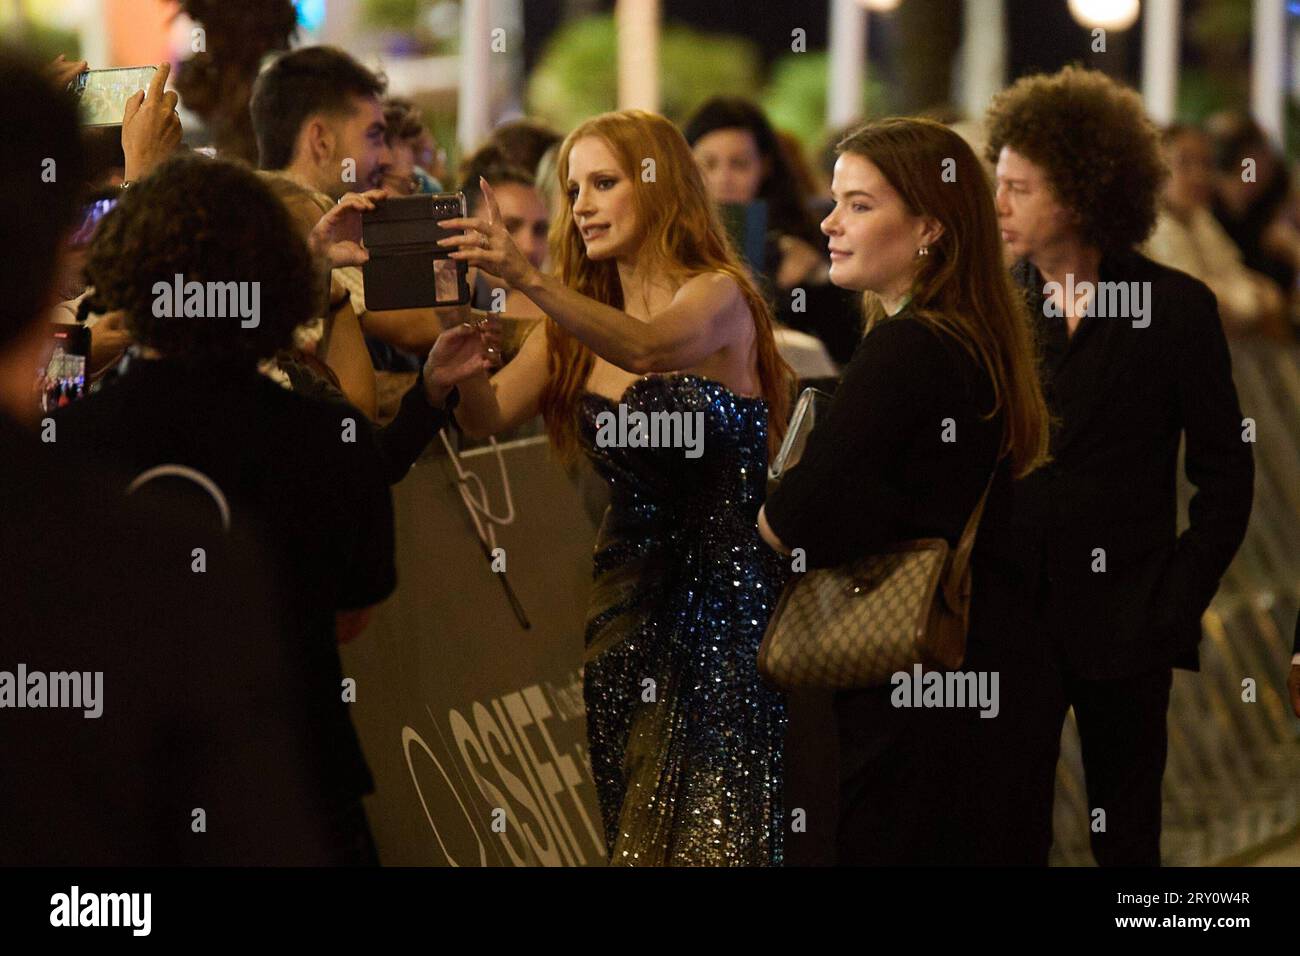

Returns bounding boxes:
[578,374,788,866]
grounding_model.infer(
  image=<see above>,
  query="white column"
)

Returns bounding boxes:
[828,0,868,129]
[616,0,659,112]
[458,0,493,154]
[1141,0,1180,125]
[496,0,526,119]
[958,0,1004,120]
[80,0,110,68]
[320,0,359,46]
[1292,23,1300,100]
[1251,0,1286,149]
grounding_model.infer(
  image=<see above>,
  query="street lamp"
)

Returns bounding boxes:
[1068,0,1140,31]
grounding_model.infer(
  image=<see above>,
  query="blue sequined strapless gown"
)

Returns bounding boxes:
[577,374,788,866]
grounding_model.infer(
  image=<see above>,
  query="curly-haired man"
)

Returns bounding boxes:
[970,66,1255,866]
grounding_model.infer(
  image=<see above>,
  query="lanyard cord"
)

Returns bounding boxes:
[438,431,517,552]
[437,430,530,629]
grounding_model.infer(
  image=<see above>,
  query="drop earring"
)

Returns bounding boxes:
[917,245,929,257]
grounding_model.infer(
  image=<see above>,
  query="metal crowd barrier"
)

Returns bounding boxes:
[1050,338,1300,866]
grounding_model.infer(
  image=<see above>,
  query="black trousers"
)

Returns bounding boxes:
[962,560,1174,867]
[1060,666,1172,865]
[833,563,1175,866]
[833,683,977,865]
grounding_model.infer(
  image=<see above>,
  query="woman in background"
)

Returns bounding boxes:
[1145,123,1289,340]
[683,96,863,369]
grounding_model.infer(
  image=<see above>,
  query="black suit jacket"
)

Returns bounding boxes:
[978,251,1254,678]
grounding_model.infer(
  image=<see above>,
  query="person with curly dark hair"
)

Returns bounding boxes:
[1,50,347,866]
[48,154,488,864]
[79,157,320,364]
[974,66,1255,866]
[985,66,1166,259]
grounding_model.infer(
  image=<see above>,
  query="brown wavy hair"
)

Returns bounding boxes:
[983,65,1166,252]
[838,118,1050,478]
[539,109,794,462]
[81,154,318,366]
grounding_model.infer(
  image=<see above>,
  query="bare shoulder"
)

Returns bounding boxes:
[675,270,744,303]
[674,272,756,366]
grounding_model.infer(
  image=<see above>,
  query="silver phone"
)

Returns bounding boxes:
[70,66,158,127]
[768,386,833,488]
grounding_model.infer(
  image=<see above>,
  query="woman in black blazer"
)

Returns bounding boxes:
[758,119,1051,864]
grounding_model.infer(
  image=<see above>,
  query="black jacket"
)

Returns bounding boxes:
[1,412,334,863]
[980,251,1254,678]
[765,307,1004,568]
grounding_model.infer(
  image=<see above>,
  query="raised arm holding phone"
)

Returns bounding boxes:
[120,62,182,184]
[421,111,795,866]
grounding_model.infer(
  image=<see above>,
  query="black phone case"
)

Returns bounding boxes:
[52,323,91,357]
[361,193,471,311]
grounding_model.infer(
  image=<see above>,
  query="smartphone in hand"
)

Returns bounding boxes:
[69,66,158,127]
[40,324,91,412]
[361,193,473,311]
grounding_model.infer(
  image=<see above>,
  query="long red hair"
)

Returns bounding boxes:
[538,109,794,462]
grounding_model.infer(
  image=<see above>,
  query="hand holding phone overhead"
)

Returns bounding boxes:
[119,62,181,182]
[69,63,158,127]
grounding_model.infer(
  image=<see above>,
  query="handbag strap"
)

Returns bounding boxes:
[946,458,1002,587]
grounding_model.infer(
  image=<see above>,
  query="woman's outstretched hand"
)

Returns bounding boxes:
[437,177,539,290]
[422,322,492,407]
